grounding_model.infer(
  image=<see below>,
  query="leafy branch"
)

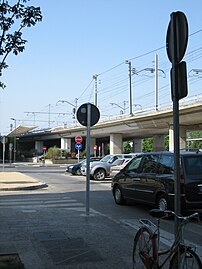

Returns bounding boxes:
[0,0,42,88]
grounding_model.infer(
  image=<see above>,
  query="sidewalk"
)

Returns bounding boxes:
[0,172,48,191]
[0,171,133,269]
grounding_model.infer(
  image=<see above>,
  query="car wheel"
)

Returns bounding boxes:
[75,168,82,176]
[113,185,125,205]
[93,169,106,180]
[156,194,169,211]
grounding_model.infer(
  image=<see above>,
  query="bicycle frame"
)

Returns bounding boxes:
[138,211,199,269]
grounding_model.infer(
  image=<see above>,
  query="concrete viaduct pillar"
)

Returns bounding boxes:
[61,138,71,152]
[110,133,122,154]
[132,138,142,153]
[90,137,96,156]
[153,135,165,151]
[35,141,43,153]
[169,125,186,151]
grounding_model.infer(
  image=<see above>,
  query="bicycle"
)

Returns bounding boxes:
[132,209,202,269]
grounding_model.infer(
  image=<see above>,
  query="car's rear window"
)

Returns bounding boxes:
[183,155,202,176]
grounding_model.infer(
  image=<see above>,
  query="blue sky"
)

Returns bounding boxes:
[0,0,202,135]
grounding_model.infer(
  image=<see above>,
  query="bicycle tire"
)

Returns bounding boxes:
[169,247,202,269]
[133,226,157,269]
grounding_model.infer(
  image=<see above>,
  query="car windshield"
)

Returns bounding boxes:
[112,159,124,166]
[100,155,112,162]
[183,155,202,176]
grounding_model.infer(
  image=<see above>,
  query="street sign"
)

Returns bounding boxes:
[93,145,97,151]
[76,103,100,127]
[75,143,82,150]
[166,11,188,64]
[171,61,188,100]
[75,136,83,143]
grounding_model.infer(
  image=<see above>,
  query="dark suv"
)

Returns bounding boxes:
[112,151,202,211]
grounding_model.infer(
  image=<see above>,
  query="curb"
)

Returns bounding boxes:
[0,183,48,191]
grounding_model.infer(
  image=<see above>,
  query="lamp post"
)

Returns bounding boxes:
[110,102,142,114]
[110,101,128,114]
[57,99,78,119]
[10,118,17,162]
[189,69,202,78]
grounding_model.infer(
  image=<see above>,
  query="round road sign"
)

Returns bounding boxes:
[76,103,100,127]
[93,145,97,151]
[166,11,188,64]
[75,136,83,143]
[75,143,82,150]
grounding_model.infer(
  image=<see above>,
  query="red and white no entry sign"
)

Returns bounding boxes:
[75,136,83,143]
[93,145,97,151]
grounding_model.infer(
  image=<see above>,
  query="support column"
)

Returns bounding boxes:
[90,137,96,156]
[179,126,186,150]
[169,125,186,151]
[169,125,174,151]
[110,133,122,154]
[153,135,165,151]
[61,138,71,151]
[35,141,43,153]
[132,138,142,153]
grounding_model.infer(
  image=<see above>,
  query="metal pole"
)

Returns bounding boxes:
[155,53,158,111]
[13,119,16,162]
[93,75,98,107]
[2,137,5,171]
[127,61,133,115]
[86,103,91,216]
[171,13,182,246]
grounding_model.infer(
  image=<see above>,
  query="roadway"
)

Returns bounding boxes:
[0,164,201,268]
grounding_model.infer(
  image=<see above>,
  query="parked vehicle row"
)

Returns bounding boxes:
[66,154,138,179]
[111,151,202,212]
[66,157,101,175]
[81,153,138,180]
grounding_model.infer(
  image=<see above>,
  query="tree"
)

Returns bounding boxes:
[142,138,153,152]
[0,0,42,88]
[46,146,61,161]
[187,131,202,149]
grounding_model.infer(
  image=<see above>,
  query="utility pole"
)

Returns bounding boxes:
[125,60,133,115]
[93,74,98,106]
[48,104,51,128]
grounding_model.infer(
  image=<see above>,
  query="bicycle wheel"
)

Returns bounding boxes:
[133,227,157,269]
[169,247,202,269]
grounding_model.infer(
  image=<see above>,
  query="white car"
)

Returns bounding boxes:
[110,158,131,177]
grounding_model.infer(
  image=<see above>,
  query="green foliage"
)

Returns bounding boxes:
[187,131,202,149]
[123,141,132,153]
[46,146,61,161]
[0,0,42,87]
[142,138,153,152]
[164,135,169,151]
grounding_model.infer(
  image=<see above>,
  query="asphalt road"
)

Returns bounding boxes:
[0,164,201,268]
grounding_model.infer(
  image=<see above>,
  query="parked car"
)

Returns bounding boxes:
[112,151,202,212]
[81,153,138,180]
[66,157,101,175]
[110,158,131,178]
